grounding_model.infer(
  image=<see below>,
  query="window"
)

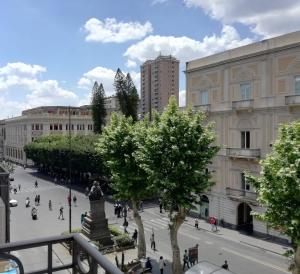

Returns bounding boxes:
[66,124,68,130]
[295,76,300,94]
[35,124,39,130]
[240,83,251,100]
[199,90,209,105]
[31,124,34,130]
[59,124,62,130]
[54,124,58,130]
[50,124,53,130]
[241,173,250,191]
[241,131,250,149]
[71,124,74,130]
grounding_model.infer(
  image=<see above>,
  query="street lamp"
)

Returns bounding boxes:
[68,106,72,234]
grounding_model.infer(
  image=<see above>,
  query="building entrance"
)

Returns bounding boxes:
[199,195,209,219]
[237,202,253,233]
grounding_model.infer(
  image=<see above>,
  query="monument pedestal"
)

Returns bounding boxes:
[82,195,113,247]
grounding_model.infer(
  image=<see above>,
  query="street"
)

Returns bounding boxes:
[9,165,290,274]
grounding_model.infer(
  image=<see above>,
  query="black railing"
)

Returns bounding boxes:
[0,233,123,274]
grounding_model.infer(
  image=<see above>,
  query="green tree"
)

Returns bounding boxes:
[91,81,106,134]
[136,97,219,274]
[246,122,300,274]
[96,113,150,259]
[114,68,139,121]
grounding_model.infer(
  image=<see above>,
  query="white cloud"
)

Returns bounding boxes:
[184,0,300,38]
[83,17,153,43]
[179,90,186,107]
[151,0,168,5]
[126,59,137,68]
[78,66,141,97]
[124,25,252,63]
[0,62,78,118]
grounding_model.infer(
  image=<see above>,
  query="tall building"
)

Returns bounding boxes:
[140,55,179,117]
[186,30,300,241]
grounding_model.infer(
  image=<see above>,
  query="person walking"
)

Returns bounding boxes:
[222,260,229,270]
[145,257,152,272]
[139,200,144,212]
[37,195,40,205]
[73,195,77,207]
[195,218,199,229]
[34,180,38,188]
[34,195,38,206]
[58,206,64,220]
[159,201,163,214]
[132,229,138,245]
[123,217,129,233]
[183,249,190,270]
[48,200,52,210]
[150,233,156,251]
[159,256,166,274]
[18,184,21,191]
[81,213,85,224]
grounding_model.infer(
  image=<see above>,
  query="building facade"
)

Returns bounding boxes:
[140,55,179,117]
[2,106,94,165]
[186,31,300,240]
[104,96,120,122]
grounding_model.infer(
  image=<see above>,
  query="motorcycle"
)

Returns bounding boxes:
[25,198,30,208]
[31,207,37,220]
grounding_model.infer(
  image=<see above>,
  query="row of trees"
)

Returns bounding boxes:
[91,68,139,134]
[97,97,219,274]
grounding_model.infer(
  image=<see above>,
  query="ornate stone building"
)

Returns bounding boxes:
[186,30,300,240]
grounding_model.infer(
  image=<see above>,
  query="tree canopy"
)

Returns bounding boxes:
[136,96,219,274]
[246,122,300,274]
[91,81,106,134]
[114,68,139,121]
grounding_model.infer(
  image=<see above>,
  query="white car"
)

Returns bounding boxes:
[9,199,18,207]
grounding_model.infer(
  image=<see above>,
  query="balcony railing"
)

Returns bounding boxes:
[0,234,123,274]
[193,104,211,112]
[232,99,254,110]
[226,187,258,201]
[226,148,260,159]
[285,94,300,105]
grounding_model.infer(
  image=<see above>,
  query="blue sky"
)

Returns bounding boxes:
[1,0,300,118]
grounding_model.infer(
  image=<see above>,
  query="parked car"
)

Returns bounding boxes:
[9,199,18,207]
[185,261,236,274]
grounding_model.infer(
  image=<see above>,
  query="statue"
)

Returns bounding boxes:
[88,181,103,201]
[82,181,113,247]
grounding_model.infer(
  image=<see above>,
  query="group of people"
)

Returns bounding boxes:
[114,203,131,219]
[194,216,218,232]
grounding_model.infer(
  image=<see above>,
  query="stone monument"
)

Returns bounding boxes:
[82,181,114,247]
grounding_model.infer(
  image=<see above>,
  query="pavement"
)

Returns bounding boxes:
[6,165,292,274]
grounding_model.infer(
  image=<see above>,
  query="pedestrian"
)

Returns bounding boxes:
[183,249,190,270]
[159,256,166,274]
[132,229,138,245]
[139,200,144,212]
[114,203,118,216]
[37,195,40,205]
[14,188,17,194]
[81,213,85,224]
[58,206,64,220]
[117,204,121,218]
[49,200,52,210]
[123,218,129,233]
[73,195,77,207]
[150,233,156,251]
[159,202,163,213]
[34,180,38,188]
[210,217,217,232]
[18,184,21,191]
[195,218,199,229]
[145,257,152,272]
[222,260,229,270]
[34,195,38,206]
[67,195,71,207]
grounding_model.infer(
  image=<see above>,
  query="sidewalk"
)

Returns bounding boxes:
[183,216,291,256]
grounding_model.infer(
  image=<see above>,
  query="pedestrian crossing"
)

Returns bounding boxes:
[120,217,170,234]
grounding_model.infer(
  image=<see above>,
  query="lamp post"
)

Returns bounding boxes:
[68,106,72,234]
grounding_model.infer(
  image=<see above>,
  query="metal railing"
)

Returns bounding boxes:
[232,99,254,110]
[226,187,257,201]
[0,234,123,274]
[285,94,300,105]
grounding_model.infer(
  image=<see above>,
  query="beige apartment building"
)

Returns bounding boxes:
[140,55,179,117]
[186,30,300,240]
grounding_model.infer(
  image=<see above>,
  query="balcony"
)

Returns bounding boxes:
[232,99,254,111]
[285,94,300,106]
[226,148,260,160]
[0,234,122,274]
[226,187,258,203]
[193,104,211,113]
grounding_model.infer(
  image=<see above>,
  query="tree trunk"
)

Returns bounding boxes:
[132,200,146,259]
[169,207,186,274]
[293,245,300,274]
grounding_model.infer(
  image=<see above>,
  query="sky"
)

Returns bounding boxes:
[1,0,300,118]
